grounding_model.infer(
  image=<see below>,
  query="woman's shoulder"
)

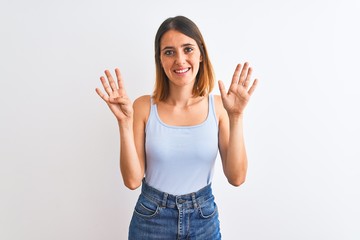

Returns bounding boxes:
[212,94,224,110]
[133,95,152,121]
[212,94,227,120]
[134,95,152,105]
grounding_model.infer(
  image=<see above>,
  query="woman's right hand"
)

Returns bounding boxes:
[95,68,133,123]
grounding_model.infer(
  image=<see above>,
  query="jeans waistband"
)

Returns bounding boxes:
[141,179,213,209]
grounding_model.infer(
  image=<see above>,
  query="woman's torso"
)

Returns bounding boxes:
[144,95,219,195]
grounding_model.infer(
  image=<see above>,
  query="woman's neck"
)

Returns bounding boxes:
[165,84,200,108]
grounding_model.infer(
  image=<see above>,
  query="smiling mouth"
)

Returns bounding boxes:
[174,68,190,74]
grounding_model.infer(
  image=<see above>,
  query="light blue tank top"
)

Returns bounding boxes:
[144,95,219,195]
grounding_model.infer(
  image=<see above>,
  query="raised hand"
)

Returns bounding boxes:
[218,62,258,118]
[95,68,133,123]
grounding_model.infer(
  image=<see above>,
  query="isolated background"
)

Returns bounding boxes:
[1,0,359,239]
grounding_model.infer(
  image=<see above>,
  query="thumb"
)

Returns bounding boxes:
[218,80,227,99]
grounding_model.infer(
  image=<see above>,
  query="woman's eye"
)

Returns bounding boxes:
[164,50,174,56]
[185,47,193,53]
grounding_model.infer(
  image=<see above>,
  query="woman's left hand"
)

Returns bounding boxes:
[218,62,258,118]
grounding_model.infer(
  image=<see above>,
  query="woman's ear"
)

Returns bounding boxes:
[200,55,203,62]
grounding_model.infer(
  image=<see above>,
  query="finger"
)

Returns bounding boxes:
[95,88,110,102]
[239,62,249,86]
[247,79,258,96]
[243,67,253,89]
[231,64,242,85]
[115,68,127,96]
[99,76,113,96]
[218,80,227,99]
[105,69,118,92]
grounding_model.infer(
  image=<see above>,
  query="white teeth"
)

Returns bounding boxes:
[175,68,190,73]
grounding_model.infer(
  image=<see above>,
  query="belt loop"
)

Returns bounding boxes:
[162,192,168,208]
[191,193,198,209]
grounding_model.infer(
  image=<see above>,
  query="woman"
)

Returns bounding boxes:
[96,16,257,240]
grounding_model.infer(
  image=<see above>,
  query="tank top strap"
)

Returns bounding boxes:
[146,96,156,131]
[208,94,218,127]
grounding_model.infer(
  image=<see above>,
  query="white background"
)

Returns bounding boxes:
[1,0,360,239]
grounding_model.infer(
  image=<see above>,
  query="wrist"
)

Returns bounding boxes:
[118,119,133,130]
[228,113,244,123]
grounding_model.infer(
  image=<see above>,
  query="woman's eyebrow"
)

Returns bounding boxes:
[181,43,196,47]
[161,43,196,51]
[161,46,174,51]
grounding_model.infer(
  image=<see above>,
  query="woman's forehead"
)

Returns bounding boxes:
[160,30,197,48]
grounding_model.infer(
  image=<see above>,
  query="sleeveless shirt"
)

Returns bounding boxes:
[144,95,219,195]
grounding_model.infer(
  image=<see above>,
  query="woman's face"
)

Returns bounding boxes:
[160,30,202,89]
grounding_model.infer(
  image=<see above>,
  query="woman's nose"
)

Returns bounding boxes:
[175,52,186,65]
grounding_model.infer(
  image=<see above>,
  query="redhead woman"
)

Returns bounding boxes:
[96,16,258,240]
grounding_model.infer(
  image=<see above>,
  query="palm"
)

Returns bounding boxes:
[219,63,257,117]
[96,68,133,121]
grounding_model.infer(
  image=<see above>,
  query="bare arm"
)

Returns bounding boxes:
[95,68,145,190]
[218,62,258,186]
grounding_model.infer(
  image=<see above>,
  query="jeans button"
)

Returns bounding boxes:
[177,198,186,204]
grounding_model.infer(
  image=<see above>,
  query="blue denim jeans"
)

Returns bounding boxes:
[129,179,221,239]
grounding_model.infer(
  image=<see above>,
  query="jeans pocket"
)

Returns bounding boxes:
[199,198,218,219]
[134,194,160,218]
